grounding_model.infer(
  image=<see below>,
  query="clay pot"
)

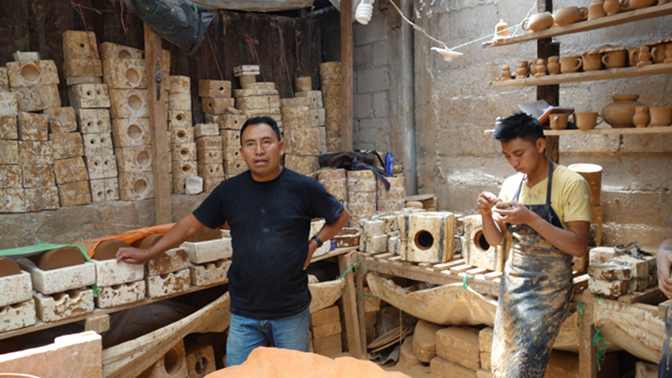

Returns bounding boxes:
[650,107,672,126]
[550,113,569,130]
[573,112,604,130]
[522,13,554,32]
[494,19,511,40]
[627,48,639,66]
[553,7,588,27]
[602,94,645,128]
[516,61,529,79]
[582,52,603,71]
[568,163,602,207]
[633,106,650,127]
[603,0,620,15]
[636,46,653,67]
[534,59,547,77]
[602,50,627,68]
[620,0,657,10]
[651,44,668,63]
[547,56,560,74]
[560,56,583,73]
[530,59,539,76]
[588,0,607,20]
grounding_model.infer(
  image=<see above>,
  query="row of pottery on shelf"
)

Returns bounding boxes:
[550,112,604,130]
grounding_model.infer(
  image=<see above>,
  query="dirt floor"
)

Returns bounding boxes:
[334,352,438,378]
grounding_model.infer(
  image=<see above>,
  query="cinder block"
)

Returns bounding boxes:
[112,118,151,147]
[588,263,632,281]
[295,90,324,109]
[0,165,22,188]
[196,147,221,164]
[588,278,628,297]
[0,298,36,332]
[0,271,32,307]
[196,136,223,151]
[198,80,231,98]
[170,125,195,145]
[68,84,111,109]
[95,280,146,308]
[16,258,95,295]
[138,340,188,378]
[115,145,153,172]
[89,177,119,202]
[413,320,444,363]
[7,61,59,88]
[58,180,91,207]
[92,258,144,286]
[83,133,114,156]
[109,89,148,119]
[0,67,8,92]
[34,288,94,322]
[436,326,480,371]
[169,110,192,127]
[186,343,217,378]
[430,357,477,378]
[398,212,455,264]
[53,157,88,184]
[146,248,189,276]
[479,327,493,353]
[50,132,84,160]
[189,259,231,286]
[462,215,511,272]
[347,170,376,192]
[0,115,18,139]
[19,141,53,165]
[119,172,154,200]
[18,112,48,141]
[194,123,219,138]
[12,85,61,111]
[311,108,325,127]
[0,188,26,213]
[62,30,99,61]
[63,59,102,78]
[76,108,111,134]
[198,163,224,178]
[22,164,55,187]
[284,127,321,156]
[145,268,191,298]
[224,159,247,175]
[85,155,117,179]
[44,107,77,134]
[0,92,18,117]
[168,93,191,111]
[103,59,147,89]
[100,42,143,61]
[169,76,190,94]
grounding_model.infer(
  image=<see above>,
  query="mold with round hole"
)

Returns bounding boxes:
[125,68,140,86]
[66,289,82,300]
[473,230,490,252]
[176,113,185,121]
[111,284,121,290]
[86,90,93,98]
[136,151,151,167]
[163,345,184,375]
[128,94,143,111]
[414,230,434,251]
[133,179,148,194]
[182,164,192,172]
[118,49,132,59]
[96,191,104,200]
[20,64,41,83]
[194,357,209,375]
[127,124,142,140]
[160,273,169,279]
[180,148,189,156]
[106,189,114,196]
[97,120,103,127]
[177,130,186,139]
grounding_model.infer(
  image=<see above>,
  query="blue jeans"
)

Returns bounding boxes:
[226,306,311,366]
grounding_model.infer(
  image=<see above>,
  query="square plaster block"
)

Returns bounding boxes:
[172,175,186,194]
[100,42,143,61]
[202,98,235,115]
[0,299,36,332]
[146,248,189,276]
[224,159,247,176]
[66,76,103,86]
[83,133,114,156]
[18,112,48,141]
[169,110,192,127]
[138,339,188,378]
[169,76,190,94]
[76,109,111,134]
[85,155,117,179]
[182,238,232,264]
[145,268,191,298]
[462,215,511,272]
[68,84,110,109]
[281,97,312,108]
[377,200,405,213]
[7,61,59,88]
[89,177,119,202]
[611,255,652,292]
[295,90,324,109]
[0,188,26,213]
[112,118,151,147]
[198,80,231,98]
[189,260,231,286]
[95,280,146,309]
[588,278,628,297]
[119,172,154,201]
[103,59,147,89]
[170,125,194,144]
[205,114,243,131]
[220,129,241,149]
[53,157,88,184]
[168,93,191,111]
[196,136,222,151]
[62,30,99,61]
[22,164,55,188]
[13,52,40,62]
[93,258,144,286]
[223,146,241,161]
[0,115,18,139]
[198,163,224,178]
[58,180,91,207]
[0,271,33,307]
[63,59,102,78]
[50,132,84,160]
[0,67,8,91]
[34,288,94,322]
[115,146,152,173]
[0,165,22,188]
[194,123,219,138]
[172,161,198,179]
[347,170,376,192]
[17,258,95,295]
[0,92,18,117]
[311,108,326,127]
[173,143,197,161]
[1,140,20,164]
[44,107,77,134]
[366,234,388,253]
[25,186,59,211]
[400,212,455,264]
[203,176,225,192]
[12,85,61,112]
[19,141,53,165]
[186,344,216,378]
[196,148,222,164]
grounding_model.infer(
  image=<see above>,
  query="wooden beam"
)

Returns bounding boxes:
[355,261,368,354]
[339,251,364,359]
[340,0,353,151]
[485,126,672,136]
[579,293,598,378]
[144,24,171,225]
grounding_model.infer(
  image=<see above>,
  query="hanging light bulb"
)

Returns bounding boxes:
[355,0,374,25]
[431,47,463,62]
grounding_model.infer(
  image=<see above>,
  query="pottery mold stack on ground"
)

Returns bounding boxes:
[0,258,36,332]
[194,123,222,194]
[347,169,377,227]
[281,93,324,175]
[144,247,191,298]
[377,174,405,213]
[0,89,26,213]
[183,236,232,286]
[319,62,341,153]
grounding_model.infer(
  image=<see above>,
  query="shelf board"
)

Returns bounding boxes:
[491,62,672,87]
[486,3,672,47]
[484,126,672,136]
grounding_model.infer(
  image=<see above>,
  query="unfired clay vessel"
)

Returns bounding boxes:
[602,94,645,128]
[588,0,607,20]
[522,13,554,32]
[534,59,547,77]
[582,52,603,71]
[651,44,668,63]
[550,113,569,129]
[636,46,653,67]
[573,112,604,130]
[620,0,657,10]
[516,61,529,78]
[604,0,620,16]
[553,7,588,26]
[501,65,512,80]
[547,56,560,74]
[650,107,672,126]
[633,106,650,128]
[602,50,627,68]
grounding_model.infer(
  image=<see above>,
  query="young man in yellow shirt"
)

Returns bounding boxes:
[658,221,672,376]
[477,113,591,378]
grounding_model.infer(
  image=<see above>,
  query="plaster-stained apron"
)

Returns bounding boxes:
[492,162,573,378]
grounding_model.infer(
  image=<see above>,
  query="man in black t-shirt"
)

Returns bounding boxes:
[116,116,350,366]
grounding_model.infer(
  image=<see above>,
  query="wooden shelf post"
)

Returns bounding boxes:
[340,0,354,152]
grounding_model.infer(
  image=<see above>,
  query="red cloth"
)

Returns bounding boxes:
[82,223,175,258]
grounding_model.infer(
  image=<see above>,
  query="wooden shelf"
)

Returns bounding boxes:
[491,62,672,87]
[486,3,672,47]
[484,125,672,136]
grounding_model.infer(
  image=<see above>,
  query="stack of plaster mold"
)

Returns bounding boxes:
[233,65,282,129]
[8,53,61,113]
[91,240,146,308]
[282,97,322,175]
[377,174,405,213]
[0,90,26,213]
[347,170,376,227]
[398,212,455,264]
[295,76,326,131]
[183,234,232,286]
[317,169,347,206]
[309,219,332,258]
[168,76,197,194]
[368,208,425,255]
[220,125,247,178]
[462,215,512,272]
[319,62,341,153]
[359,219,390,254]
[62,31,102,86]
[587,246,656,298]
[194,123,223,193]
[0,257,36,332]
[144,246,191,298]
[17,247,95,322]
[46,107,84,207]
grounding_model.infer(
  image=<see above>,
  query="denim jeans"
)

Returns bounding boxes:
[226,306,311,367]
[660,305,672,377]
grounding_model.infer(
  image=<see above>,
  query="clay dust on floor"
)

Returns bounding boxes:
[333,352,439,378]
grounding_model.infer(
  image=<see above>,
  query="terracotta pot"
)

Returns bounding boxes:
[501,65,512,80]
[651,44,668,63]
[522,13,554,32]
[582,52,603,71]
[604,0,620,16]
[573,112,603,130]
[633,106,650,128]
[650,107,672,126]
[620,0,657,10]
[534,59,547,77]
[588,0,607,20]
[602,94,645,128]
[602,50,627,68]
[547,56,560,74]
[560,56,583,73]
[550,113,569,129]
[530,59,539,76]
[554,7,588,26]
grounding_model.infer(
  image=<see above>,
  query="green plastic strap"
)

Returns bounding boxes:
[592,325,608,371]
[575,294,585,332]
[339,259,367,280]
[357,295,378,300]
[191,0,198,16]
[462,274,474,289]
[141,0,162,19]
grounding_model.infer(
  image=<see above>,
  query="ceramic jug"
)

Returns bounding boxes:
[602,94,644,128]
[547,56,560,75]
[651,44,668,63]
[603,0,620,16]
[620,0,657,10]
[501,65,512,80]
[516,61,529,79]
[633,106,650,128]
[535,59,547,77]
[553,7,588,26]
[522,13,554,32]
[560,56,583,73]
[582,52,603,71]
[602,50,627,69]
[588,0,607,20]
[550,113,569,130]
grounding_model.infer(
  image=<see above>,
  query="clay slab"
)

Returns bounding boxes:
[0,298,36,332]
[16,258,95,295]
[145,268,191,298]
[34,288,94,322]
[189,260,231,286]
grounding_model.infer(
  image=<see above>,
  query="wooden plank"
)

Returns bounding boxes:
[485,2,672,47]
[618,286,668,304]
[144,24,171,225]
[578,293,597,378]
[340,0,353,151]
[660,299,672,311]
[484,272,502,281]
[82,313,110,334]
[491,62,672,87]
[485,125,672,136]
[310,246,358,263]
[339,251,364,359]
[432,259,466,271]
[405,193,435,202]
[450,264,474,274]
[355,258,368,354]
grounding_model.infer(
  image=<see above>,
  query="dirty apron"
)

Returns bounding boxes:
[491,161,574,378]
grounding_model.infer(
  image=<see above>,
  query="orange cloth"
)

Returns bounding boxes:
[82,223,175,258]
[206,347,410,378]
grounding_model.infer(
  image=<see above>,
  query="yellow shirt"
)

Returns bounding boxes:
[498,165,591,230]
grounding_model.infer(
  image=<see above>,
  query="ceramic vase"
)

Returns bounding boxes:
[602,94,645,128]
[547,56,560,74]
[604,0,620,16]
[633,106,650,128]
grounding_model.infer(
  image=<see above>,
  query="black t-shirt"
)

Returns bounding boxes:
[192,167,344,320]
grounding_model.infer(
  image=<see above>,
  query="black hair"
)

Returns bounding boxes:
[239,116,282,145]
[492,113,544,143]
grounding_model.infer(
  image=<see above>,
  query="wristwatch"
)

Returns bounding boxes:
[311,235,324,248]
